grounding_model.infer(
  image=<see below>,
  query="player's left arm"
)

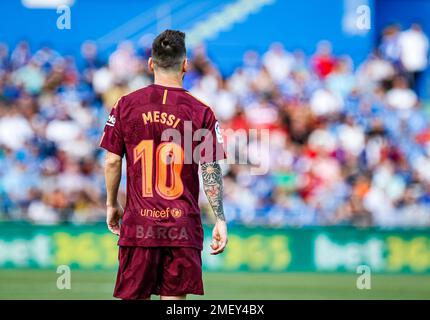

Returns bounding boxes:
[104,151,123,235]
[201,161,227,255]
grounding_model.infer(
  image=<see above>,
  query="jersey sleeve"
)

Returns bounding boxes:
[199,107,227,164]
[99,98,126,157]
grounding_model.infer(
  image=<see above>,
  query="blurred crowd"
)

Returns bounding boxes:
[0,23,430,227]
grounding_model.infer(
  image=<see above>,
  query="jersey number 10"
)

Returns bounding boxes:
[133,140,184,200]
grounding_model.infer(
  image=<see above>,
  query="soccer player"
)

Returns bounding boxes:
[100,30,227,300]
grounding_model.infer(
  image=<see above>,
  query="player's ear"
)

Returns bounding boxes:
[182,58,188,73]
[148,57,154,73]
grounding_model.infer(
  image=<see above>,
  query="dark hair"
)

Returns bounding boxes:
[151,30,186,71]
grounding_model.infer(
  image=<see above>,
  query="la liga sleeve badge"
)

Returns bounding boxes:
[215,121,224,144]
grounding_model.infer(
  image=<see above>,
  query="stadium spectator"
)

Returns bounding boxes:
[311,40,336,79]
[398,23,429,95]
[379,24,401,66]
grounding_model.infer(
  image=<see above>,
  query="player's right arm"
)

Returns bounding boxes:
[104,151,123,235]
[201,161,227,255]
[100,98,126,236]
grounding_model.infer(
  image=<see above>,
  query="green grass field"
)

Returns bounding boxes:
[0,270,429,300]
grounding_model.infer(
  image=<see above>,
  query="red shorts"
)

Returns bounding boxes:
[113,246,204,300]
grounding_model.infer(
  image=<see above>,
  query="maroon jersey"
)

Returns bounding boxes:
[100,84,226,250]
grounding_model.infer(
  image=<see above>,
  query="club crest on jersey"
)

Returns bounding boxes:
[106,114,116,127]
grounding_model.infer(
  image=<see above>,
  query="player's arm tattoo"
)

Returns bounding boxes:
[201,161,225,221]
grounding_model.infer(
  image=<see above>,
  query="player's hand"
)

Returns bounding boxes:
[210,220,228,255]
[106,204,123,236]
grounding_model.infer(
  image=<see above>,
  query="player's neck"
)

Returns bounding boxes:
[153,72,183,89]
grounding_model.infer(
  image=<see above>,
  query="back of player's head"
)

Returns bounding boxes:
[151,30,186,72]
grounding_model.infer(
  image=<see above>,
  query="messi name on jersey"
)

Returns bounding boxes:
[142,111,181,128]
